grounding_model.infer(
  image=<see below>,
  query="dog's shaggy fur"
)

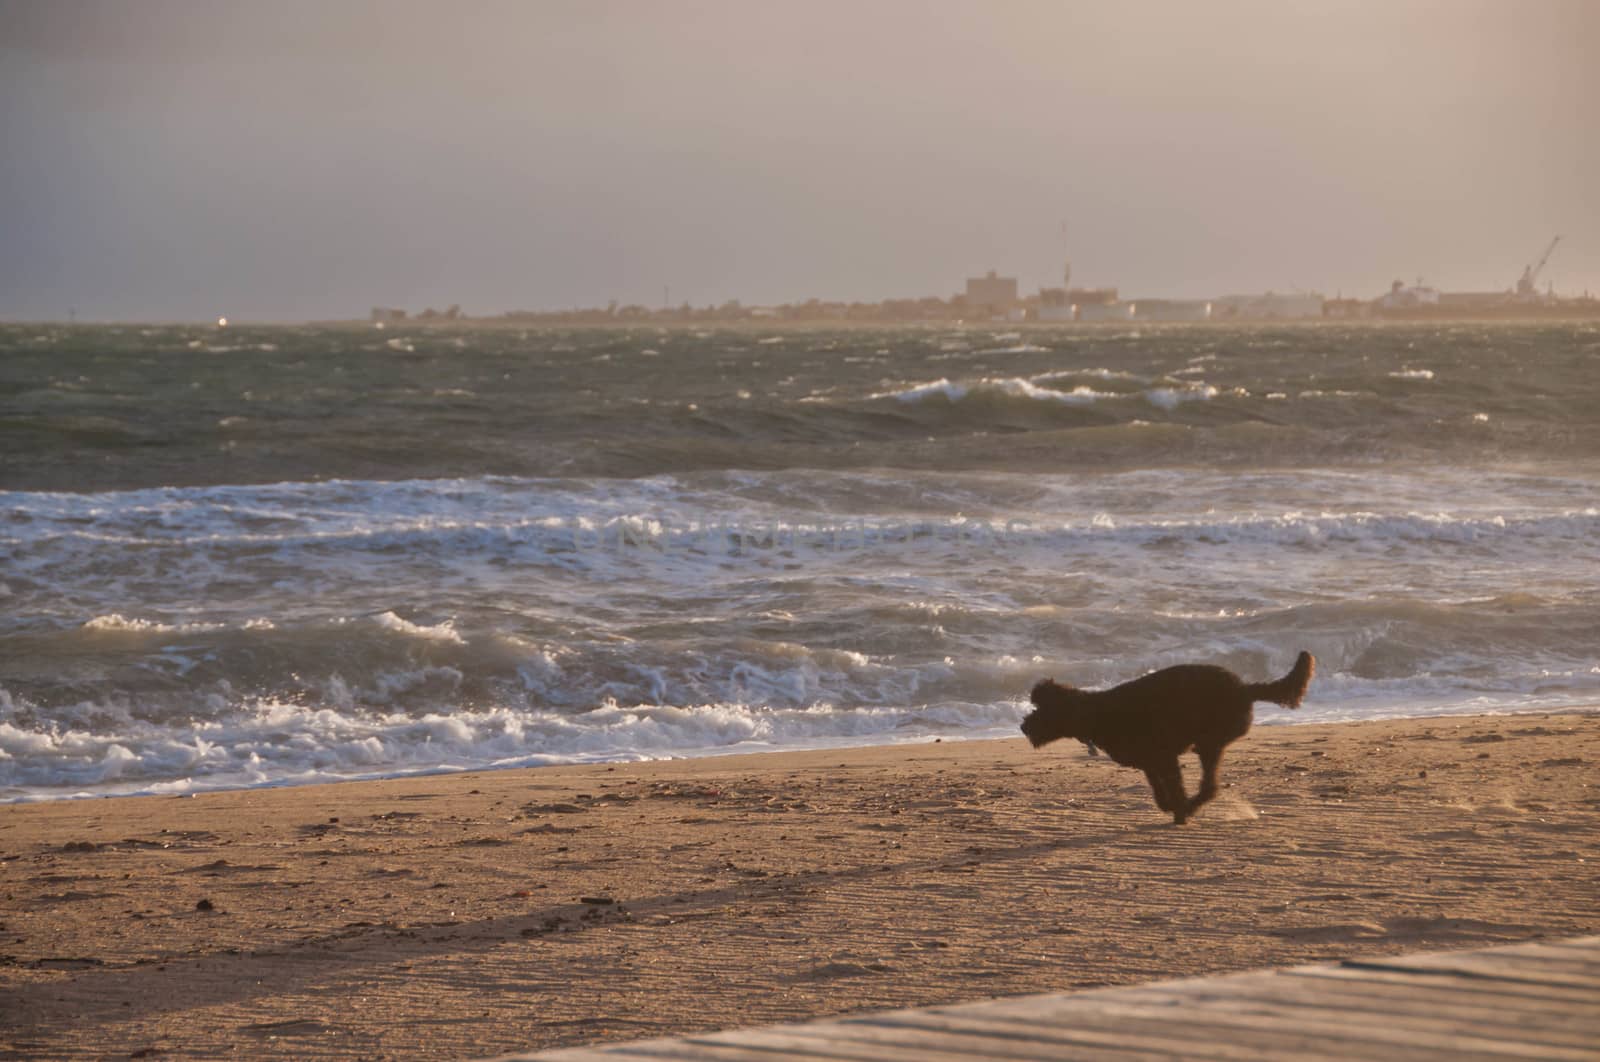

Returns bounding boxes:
[1022,652,1315,824]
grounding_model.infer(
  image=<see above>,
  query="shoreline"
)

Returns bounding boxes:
[7,702,1595,807]
[4,711,1597,1058]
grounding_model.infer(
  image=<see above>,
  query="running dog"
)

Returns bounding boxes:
[1022,652,1315,824]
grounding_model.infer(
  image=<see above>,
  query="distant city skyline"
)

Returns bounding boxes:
[2,0,1596,323]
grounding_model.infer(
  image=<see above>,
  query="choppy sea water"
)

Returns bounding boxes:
[2,322,1597,801]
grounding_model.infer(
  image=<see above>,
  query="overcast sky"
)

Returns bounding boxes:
[2,0,1596,322]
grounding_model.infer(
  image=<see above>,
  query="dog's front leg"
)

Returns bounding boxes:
[1143,763,1188,823]
[1151,760,1189,825]
[1142,768,1173,815]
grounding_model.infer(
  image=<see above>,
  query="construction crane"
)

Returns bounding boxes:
[1516,235,1561,299]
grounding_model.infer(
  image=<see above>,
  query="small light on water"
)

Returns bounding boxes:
[216,316,228,328]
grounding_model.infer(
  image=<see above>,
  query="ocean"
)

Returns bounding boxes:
[2,321,1597,801]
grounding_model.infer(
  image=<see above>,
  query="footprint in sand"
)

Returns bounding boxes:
[785,960,893,982]
[239,1020,331,1038]
[1381,916,1536,941]
[1268,922,1388,942]
[178,859,284,875]
[1270,916,1539,944]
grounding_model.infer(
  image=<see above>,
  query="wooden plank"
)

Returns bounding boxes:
[715,1021,1164,1062]
[880,1004,1326,1061]
[499,936,1600,1062]
[880,1004,1428,1062]
[1289,964,1600,1005]
[1262,965,1593,1012]
[1221,950,1600,1027]
[987,996,1600,1062]
[529,1038,856,1062]
[533,1002,1413,1062]
[1380,937,1600,972]
[1103,983,1600,1052]
[795,1008,1341,1062]
[1356,935,1600,974]
[530,1025,1155,1062]
[1488,940,1600,966]
[1343,954,1600,990]
[1142,969,1600,1037]
[526,1019,1163,1062]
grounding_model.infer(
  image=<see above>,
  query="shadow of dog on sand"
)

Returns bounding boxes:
[1023,652,1315,824]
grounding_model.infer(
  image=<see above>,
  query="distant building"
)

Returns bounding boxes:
[1130,299,1211,322]
[1211,292,1324,319]
[1068,287,1119,306]
[1076,301,1135,322]
[1036,286,1071,321]
[370,306,407,322]
[1035,286,1123,322]
[1322,297,1370,319]
[966,271,1019,316]
[1438,291,1510,312]
[1376,281,1439,313]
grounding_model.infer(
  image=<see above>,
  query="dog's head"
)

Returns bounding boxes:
[1020,678,1086,749]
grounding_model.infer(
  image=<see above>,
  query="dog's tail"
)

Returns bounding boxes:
[1244,651,1315,709]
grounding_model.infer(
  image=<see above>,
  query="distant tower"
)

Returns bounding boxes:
[1060,220,1071,291]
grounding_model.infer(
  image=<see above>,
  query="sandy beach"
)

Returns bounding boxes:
[2,712,1596,1060]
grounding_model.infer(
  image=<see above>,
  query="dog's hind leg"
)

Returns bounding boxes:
[1186,745,1224,818]
[1161,760,1190,824]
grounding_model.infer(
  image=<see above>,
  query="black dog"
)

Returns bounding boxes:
[1022,652,1315,824]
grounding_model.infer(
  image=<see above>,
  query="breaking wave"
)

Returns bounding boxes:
[872,374,1220,412]
[5,322,1600,801]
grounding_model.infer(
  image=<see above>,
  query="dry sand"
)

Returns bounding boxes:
[2,713,1596,1060]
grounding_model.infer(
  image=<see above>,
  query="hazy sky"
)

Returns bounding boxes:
[2,0,1596,321]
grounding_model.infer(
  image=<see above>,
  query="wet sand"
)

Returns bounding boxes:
[3,713,1596,1059]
